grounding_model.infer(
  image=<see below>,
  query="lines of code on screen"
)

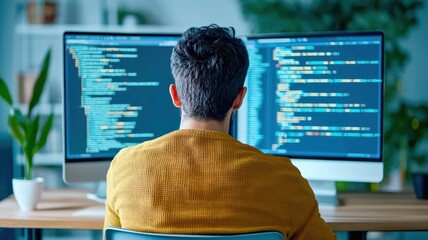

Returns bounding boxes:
[238,34,383,160]
[64,34,180,159]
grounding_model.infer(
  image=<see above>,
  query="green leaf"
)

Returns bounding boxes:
[35,112,54,153]
[27,115,40,157]
[29,49,51,115]
[8,114,25,147]
[0,77,13,106]
[10,108,29,135]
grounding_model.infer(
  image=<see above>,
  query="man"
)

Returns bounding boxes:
[104,24,336,240]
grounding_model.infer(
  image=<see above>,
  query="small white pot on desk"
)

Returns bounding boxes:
[12,177,44,212]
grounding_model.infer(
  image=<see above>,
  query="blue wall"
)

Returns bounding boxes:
[0,0,14,135]
[0,1,15,238]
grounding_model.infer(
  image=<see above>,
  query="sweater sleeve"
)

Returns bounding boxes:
[285,163,336,240]
[291,201,337,240]
[103,157,121,229]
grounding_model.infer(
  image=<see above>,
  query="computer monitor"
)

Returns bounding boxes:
[63,32,181,184]
[237,32,384,203]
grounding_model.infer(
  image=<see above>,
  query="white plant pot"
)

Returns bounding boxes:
[12,177,44,212]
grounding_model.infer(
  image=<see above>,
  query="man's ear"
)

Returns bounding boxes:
[169,84,182,108]
[232,87,247,110]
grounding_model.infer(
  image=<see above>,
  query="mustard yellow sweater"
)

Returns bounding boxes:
[104,129,336,240]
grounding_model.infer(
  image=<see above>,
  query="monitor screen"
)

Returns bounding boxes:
[63,32,181,182]
[237,32,383,164]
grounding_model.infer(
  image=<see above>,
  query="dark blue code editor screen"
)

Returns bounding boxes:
[64,34,181,160]
[237,33,383,161]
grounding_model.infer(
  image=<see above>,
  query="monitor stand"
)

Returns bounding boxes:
[309,180,340,206]
[86,181,107,204]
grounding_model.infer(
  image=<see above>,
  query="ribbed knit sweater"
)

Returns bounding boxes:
[104,129,336,240]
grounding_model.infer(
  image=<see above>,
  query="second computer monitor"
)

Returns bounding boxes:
[237,32,384,182]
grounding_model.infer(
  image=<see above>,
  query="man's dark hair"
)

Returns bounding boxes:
[170,24,249,121]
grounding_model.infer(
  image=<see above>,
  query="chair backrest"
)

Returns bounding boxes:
[105,227,285,240]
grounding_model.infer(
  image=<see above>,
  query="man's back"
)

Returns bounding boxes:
[104,129,336,240]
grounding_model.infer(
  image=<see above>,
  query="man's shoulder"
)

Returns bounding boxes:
[236,144,293,165]
[112,133,172,162]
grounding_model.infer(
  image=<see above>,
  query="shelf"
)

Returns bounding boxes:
[16,152,63,166]
[15,24,186,36]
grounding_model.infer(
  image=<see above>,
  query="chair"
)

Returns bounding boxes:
[105,227,285,240]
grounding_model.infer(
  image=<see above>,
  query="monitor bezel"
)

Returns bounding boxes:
[238,31,385,163]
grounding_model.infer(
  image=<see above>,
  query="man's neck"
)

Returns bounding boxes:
[179,118,230,134]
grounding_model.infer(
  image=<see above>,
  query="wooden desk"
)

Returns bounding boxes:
[1,189,428,240]
[322,192,428,232]
[0,189,103,230]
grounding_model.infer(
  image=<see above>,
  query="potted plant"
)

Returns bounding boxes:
[403,103,428,199]
[0,49,54,211]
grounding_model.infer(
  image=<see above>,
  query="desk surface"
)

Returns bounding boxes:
[0,190,103,230]
[0,189,428,231]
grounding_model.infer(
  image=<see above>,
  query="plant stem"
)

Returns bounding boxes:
[24,153,32,180]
